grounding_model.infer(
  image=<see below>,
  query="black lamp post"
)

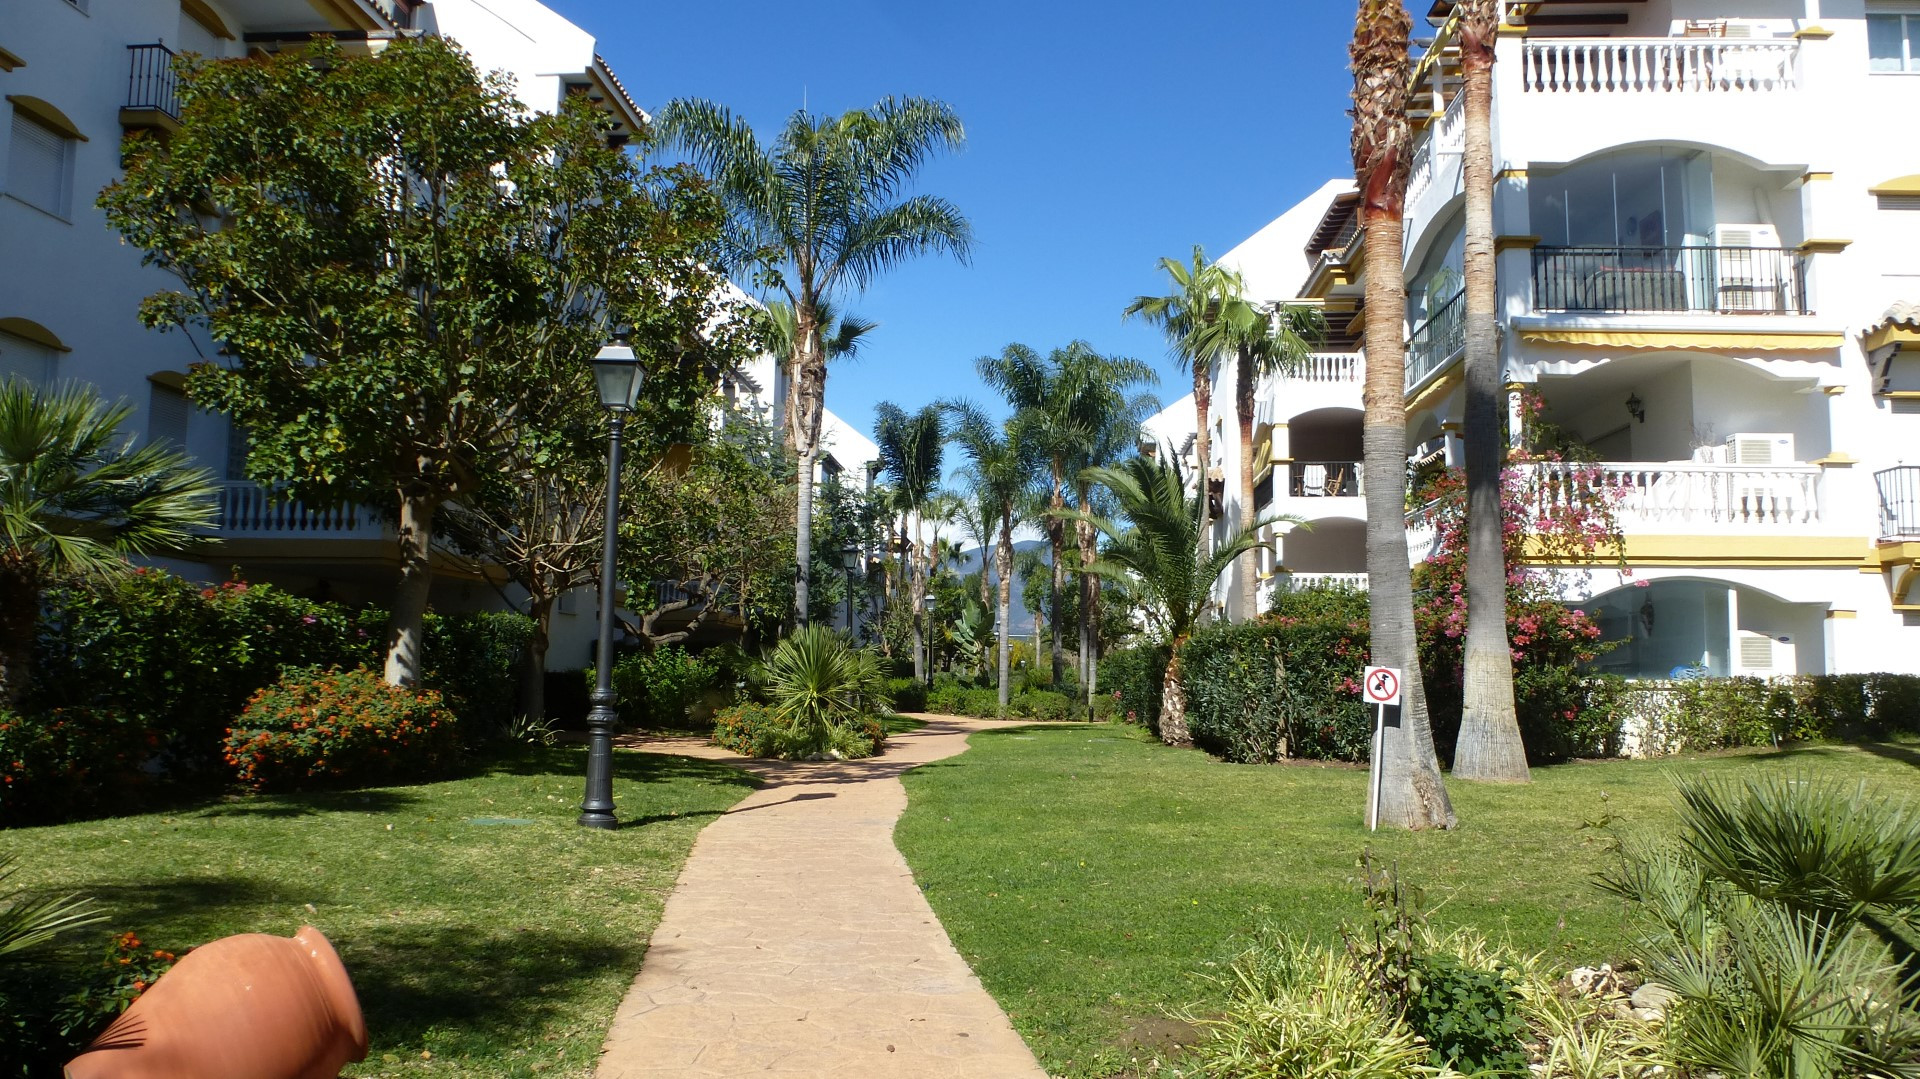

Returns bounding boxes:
[923,590,938,687]
[841,542,860,636]
[579,341,643,830]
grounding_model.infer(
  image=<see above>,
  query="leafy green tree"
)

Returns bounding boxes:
[0,380,216,706]
[1080,451,1272,746]
[102,38,739,687]
[660,97,971,626]
[945,403,1034,715]
[872,402,945,680]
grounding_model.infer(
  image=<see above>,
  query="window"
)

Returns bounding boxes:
[148,382,190,448]
[1869,12,1920,72]
[6,111,73,217]
[0,331,56,386]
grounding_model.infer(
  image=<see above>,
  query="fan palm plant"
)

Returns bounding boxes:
[659,97,971,626]
[944,402,1033,715]
[1079,451,1276,746]
[1451,0,1527,783]
[759,624,866,758]
[872,402,945,680]
[0,854,105,960]
[0,379,218,706]
[1351,0,1455,829]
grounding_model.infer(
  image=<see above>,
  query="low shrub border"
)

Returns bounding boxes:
[223,667,460,791]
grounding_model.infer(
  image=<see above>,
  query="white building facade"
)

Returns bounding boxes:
[1195,0,1920,678]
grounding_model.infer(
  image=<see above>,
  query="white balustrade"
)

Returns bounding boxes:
[1530,462,1824,530]
[1521,38,1798,94]
[215,482,377,536]
[1294,352,1361,383]
[1408,129,1435,206]
[1282,572,1370,592]
[1434,92,1466,152]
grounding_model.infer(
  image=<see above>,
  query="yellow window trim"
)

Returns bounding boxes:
[0,317,72,352]
[1826,609,1857,619]
[181,0,237,40]
[1869,174,1920,197]
[0,46,24,72]
[1406,367,1464,413]
[1862,323,1920,354]
[146,370,189,391]
[4,95,87,142]
[1794,26,1835,40]
[1797,238,1851,255]
[1517,329,1844,351]
[1523,534,1868,567]
[1494,235,1541,253]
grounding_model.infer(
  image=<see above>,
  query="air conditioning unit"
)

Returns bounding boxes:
[1734,631,1794,675]
[1711,224,1786,311]
[1725,433,1794,465]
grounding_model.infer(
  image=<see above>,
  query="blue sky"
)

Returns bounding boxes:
[548,0,1366,439]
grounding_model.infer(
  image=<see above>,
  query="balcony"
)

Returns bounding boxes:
[1531,461,1826,533]
[1406,289,1464,391]
[121,44,181,131]
[1532,246,1809,316]
[1519,37,1799,95]
[1286,460,1362,498]
[213,483,383,539]
[1878,466,1920,541]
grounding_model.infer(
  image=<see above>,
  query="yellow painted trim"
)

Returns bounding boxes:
[305,0,375,31]
[1406,367,1464,413]
[1870,174,1920,197]
[1794,26,1834,40]
[1812,452,1857,467]
[0,46,24,72]
[1801,171,1833,183]
[1525,534,1869,567]
[1862,323,1920,354]
[1496,24,1527,38]
[4,95,87,141]
[1496,168,1528,182]
[1439,422,1463,433]
[180,0,236,40]
[1517,329,1845,351]
[1823,384,1847,395]
[1797,238,1851,255]
[1883,390,1920,400]
[1495,235,1541,253]
[0,317,71,352]
[1827,609,1857,619]
[1870,541,1920,566]
[146,370,188,392]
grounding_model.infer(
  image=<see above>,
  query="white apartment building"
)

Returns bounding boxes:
[2,0,877,661]
[1186,0,1920,678]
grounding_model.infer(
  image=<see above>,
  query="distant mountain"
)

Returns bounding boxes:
[945,540,1047,635]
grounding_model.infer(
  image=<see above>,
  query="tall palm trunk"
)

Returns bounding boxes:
[996,512,1014,716]
[1076,489,1099,706]
[1453,0,1529,782]
[790,304,824,625]
[912,513,927,681]
[1159,639,1192,746]
[383,486,438,686]
[1234,345,1261,619]
[1192,369,1213,566]
[1048,461,1067,687]
[1352,0,1455,829]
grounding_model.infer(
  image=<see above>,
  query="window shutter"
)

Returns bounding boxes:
[149,383,191,448]
[0,332,56,386]
[7,112,68,216]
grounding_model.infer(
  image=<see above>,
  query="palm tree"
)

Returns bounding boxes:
[660,97,971,626]
[978,342,1159,689]
[1124,248,1242,566]
[1451,0,1528,783]
[945,402,1031,715]
[872,402,945,681]
[1074,386,1159,707]
[951,469,999,617]
[0,380,218,707]
[1080,451,1273,746]
[1225,299,1327,620]
[1351,0,1457,829]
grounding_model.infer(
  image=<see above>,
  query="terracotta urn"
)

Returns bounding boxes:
[66,925,368,1079]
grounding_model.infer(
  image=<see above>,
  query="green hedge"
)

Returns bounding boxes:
[883,677,928,714]
[1099,644,1168,734]
[1626,674,1920,755]
[422,610,533,738]
[610,646,724,730]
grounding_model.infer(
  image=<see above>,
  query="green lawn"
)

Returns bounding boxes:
[895,723,1920,1078]
[4,746,757,1078]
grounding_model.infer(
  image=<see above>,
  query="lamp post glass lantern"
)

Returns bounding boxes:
[922,590,937,687]
[580,343,642,829]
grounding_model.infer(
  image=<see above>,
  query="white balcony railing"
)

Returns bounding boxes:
[1295,352,1361,383]
[1520,38,1798,95]
[214,482,382,538]
[1531,462,1825,530]
[1408,94,1465,208]
[1280,572,1370,592]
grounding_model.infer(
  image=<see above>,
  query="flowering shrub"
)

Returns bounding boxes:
[0,706,156,825]
[1,930,182,1075]
[224,667,459,791]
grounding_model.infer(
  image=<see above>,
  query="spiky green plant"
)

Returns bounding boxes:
[758,625,867,758]
[0,854,105,960]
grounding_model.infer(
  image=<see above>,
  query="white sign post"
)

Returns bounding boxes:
[1362,666,1402,831]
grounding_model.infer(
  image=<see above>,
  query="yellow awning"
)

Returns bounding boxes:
[1517,329,1844,351]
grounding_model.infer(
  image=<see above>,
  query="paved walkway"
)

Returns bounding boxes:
[595,715,1048,1079]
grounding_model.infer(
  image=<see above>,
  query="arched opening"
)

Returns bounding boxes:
[1280,517,1367,576]
[1578,577,1826,678]
[1284,407,1363,497]
[1533,351,1827,463]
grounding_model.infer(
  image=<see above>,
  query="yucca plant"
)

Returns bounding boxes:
[0,854,105,961]
[758,625,867,758]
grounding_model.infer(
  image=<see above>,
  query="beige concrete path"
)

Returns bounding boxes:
[595,715,1048,1079]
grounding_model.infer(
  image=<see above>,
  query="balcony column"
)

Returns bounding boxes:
[1505,382,1529,450]
[1441,421,1465,467]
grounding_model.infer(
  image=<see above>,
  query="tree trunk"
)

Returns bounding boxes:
[1454,7,1529,783]
[1077,491,1098,707]
[0,566,39,709]
[1359,207,1456,830]
[794,447,816,625]
[522,591,554,721]
[1158,642,1191,746]
[1048,463,1066,687]
[1235,345,1261,620]
[912,514,926,680]
[1192,366,1213,567]
[383,488,438,687]
[996,513,1013,717]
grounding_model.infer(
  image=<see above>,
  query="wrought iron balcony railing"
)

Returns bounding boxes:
[1531,245,1809,315]
[1877,465,1920,540]
[125,43,180,120]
